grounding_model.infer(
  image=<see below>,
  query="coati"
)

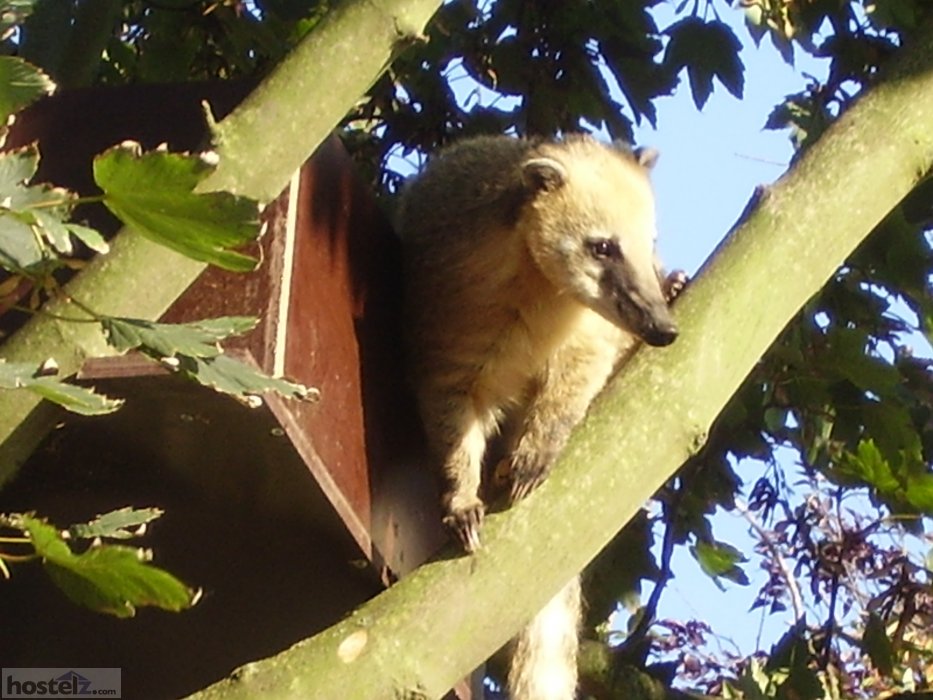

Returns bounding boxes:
[397,134,680,700]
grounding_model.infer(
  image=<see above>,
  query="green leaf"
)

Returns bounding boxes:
[766,624,823,700]
[0,208,42,269]
[664,18,744,109]
[100,315,258,358]
[862,612,895,677]
[0,146,47,269]
[0,56,55,124]
[835,439,900,494]
[94,143,261,271]
[176,353,316,403]
[0,140,38,186]
[868,0,921,29]
[19,515,198,618]
[68,507,164,541]
[22,376,124,415]
[0,359,123,415]
[904,473,933,513]
[99,315,315,403]
[690,539,750,588]
[65,223,109,254]
[0,145,90,271]
[763,406,788,433]
[31,207,72,254]
[825,327,901,394]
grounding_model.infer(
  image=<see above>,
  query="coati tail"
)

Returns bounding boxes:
[508,577,581,700]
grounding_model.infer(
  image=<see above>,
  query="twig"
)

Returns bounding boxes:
[735,497,805,623]
[626,484,683,647]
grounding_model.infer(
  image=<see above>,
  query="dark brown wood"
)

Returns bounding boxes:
[0,83,460,698]
[0,369,381,698]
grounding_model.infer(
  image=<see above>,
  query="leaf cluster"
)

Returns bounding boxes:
[0,47,314,620]
[346,0,686,192]
[0,104,313,407]
[0,508,199,617]
[755,0,927,151]
[8,0,322,88]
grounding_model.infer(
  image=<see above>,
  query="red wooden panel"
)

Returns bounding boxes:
[4,83,448,575]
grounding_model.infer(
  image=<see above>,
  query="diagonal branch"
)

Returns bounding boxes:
[186,14,933,700]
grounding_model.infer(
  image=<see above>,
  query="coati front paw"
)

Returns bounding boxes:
[663,269,689,303]
[443,494,485,553]
[509,454,551,504]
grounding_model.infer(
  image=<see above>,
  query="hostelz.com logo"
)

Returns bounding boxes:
[2,668,121,697]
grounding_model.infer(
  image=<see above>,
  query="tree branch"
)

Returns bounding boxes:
[185,14,933,700]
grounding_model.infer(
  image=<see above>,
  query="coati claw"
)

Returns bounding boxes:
[443,503,485,553]
[663,269,689,303]
[509,457,551,503]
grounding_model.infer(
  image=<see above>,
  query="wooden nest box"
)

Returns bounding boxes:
[0,83,461,698]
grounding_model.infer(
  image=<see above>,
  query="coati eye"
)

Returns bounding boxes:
[587,238,622,261]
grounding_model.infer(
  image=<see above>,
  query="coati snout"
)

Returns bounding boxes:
[597,256,678,347]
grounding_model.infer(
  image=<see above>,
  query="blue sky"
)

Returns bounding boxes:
[627,2,832,658]
[638,4,827,276]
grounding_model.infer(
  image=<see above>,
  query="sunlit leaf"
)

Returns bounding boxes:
[175,353,315,403]
[0,55,55,124]
[691,539,749,589]
[65,223,109,254]
[100,315,258,358]
[98,315,314,403]
[0,359,123,415]
[0,209,42,269]
[0,146,96,271]
[835,439,900,494]
[69,507,165,541]
[904,473,933,513]
[19,515,198,618]
[94,143,261,271]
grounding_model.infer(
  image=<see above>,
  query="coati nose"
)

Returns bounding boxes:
[643,320,678,347]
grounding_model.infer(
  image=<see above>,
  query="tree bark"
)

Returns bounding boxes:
[0,0,444,485]
[185,16,933,700]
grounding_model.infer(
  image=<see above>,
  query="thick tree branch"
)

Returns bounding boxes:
[0,0,444,485]
[186,16,933,699]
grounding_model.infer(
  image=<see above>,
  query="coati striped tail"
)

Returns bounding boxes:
[508,576,581,700]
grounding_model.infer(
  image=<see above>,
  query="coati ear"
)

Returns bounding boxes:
[522,157,567,193]
[634,147,659,170]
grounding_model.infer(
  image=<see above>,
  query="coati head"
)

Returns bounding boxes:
[519,137,677,347]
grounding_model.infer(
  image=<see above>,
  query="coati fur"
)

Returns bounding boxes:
[397,134,680,700]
